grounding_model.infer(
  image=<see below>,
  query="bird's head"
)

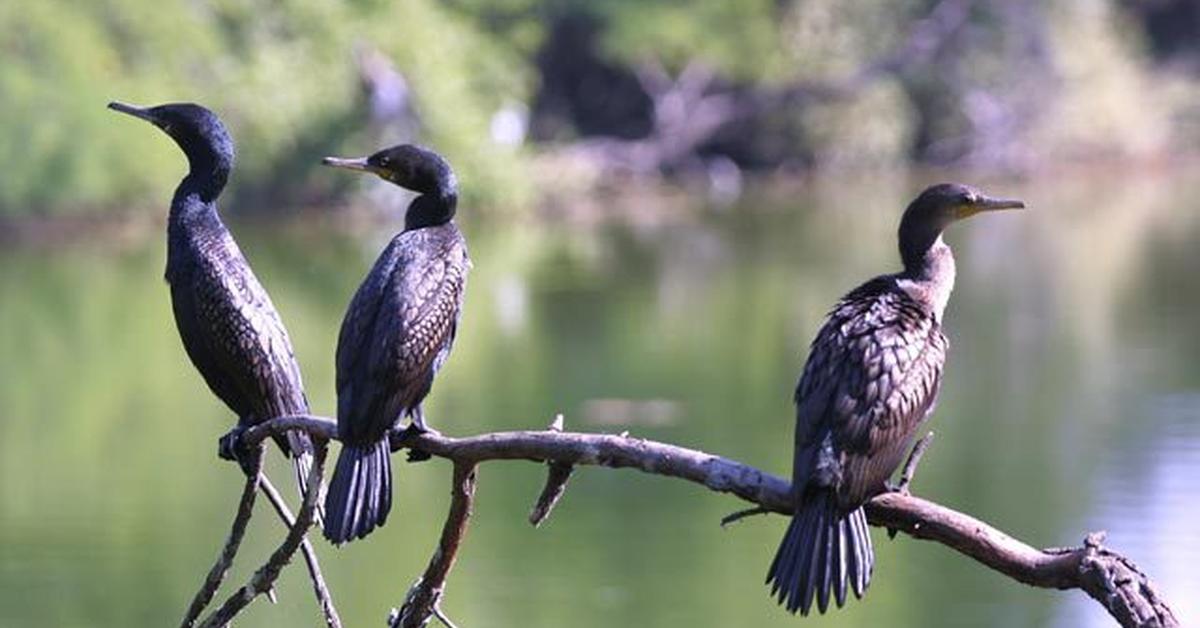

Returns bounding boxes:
[322,144,458,228]
[108,101,235,198]
[906,183,1024,224]
[322,145,455,196]
[899,183,1024,270]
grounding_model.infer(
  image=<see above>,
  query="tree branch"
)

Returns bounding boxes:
[528,462,574,527]
[197,442,328,628]
[237,415,1178,628]
[179,444,264,628]
[896,431,935,493]
[257,474,343,628]
[390,461,477,628]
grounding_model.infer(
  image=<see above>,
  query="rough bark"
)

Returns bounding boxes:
[231,415,1178,628]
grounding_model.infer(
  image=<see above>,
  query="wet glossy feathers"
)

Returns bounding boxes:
[168,203,309,430]
[793,276,947,509]
[335,223,469,444]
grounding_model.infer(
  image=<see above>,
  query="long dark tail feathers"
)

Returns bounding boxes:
[323,440,393,545]
[766,494,874,615]
[286,430,325,529]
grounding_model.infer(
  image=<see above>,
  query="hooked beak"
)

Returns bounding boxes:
[321,156,375,174]
[959,195,1025,218]
[107,101,157,124]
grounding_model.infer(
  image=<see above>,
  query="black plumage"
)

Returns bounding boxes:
[767,183,1024,615]
[107,101,321,512]
[320,145,469,544]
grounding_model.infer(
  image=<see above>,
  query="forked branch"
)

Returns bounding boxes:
[229,414,1177,628]
[180,444,265,628]
[196,443,329,628]
[257,474,342,628]
[389,461,478,628]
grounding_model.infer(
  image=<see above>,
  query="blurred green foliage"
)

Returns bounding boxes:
[592,0,790,80]
[0,0,532,216]
[4,0,1199,217]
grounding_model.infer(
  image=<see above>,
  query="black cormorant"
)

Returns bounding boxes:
[767,183,1024,615]
[107,101,320,513]
[320,144,469,544]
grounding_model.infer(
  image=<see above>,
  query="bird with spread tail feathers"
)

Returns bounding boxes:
[767,183,1024,615]
[320,144,470,545]
[107,101,322,517]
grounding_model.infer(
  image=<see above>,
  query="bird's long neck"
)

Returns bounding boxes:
[404,185,457,231]
[897,235,956,321]
[168,143,232,235]
[167,175,231,283]
[177,142,232,204]
[169,178,226,237]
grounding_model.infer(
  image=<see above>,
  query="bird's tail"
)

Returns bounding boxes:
[322,439,392,545]
[766,493,873,615]
[286,430,325,529]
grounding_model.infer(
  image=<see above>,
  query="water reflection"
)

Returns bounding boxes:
[0,171,1197,627]
[1056,395,1200,628]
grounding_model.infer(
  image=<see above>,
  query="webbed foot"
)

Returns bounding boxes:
[400,422,437,462]
[218,426,246,462]
[217,425,255,475]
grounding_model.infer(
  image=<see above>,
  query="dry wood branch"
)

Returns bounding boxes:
[240,415,1178,628]
[528,414,574,527]
[719,506,771,527]
[866,497,1178,626]
[197,443,328,628]
[529,462,574,527]
[888,431,936,539]
[896,431,935,493]
[257,475,342,628]
[180,444,264,628]
[391,461,478,628]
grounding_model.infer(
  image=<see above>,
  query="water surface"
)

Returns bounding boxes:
[1,171,1197,627]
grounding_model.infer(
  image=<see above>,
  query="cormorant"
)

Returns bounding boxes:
[107,101,321,515]
[766,183,1024,615]
[320,144,469,544]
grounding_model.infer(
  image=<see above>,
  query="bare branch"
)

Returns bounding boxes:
[431,604,461,628]
[392,461,478,628]
[240,415,1179,628]
[528,462,574,527]
[897,431,936,493]
[866,495,1178,626]
[720,506,772,528]
[197,443,328,628]
[1077,534,1178,628]
[180,444,264,628]
[632,58,673,101]
[887,431,937,539]
[257,475,343,628]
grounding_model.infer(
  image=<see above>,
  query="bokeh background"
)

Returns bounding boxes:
[2,1,1199,627]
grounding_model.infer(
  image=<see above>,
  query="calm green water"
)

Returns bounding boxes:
[1,172,1198,627]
